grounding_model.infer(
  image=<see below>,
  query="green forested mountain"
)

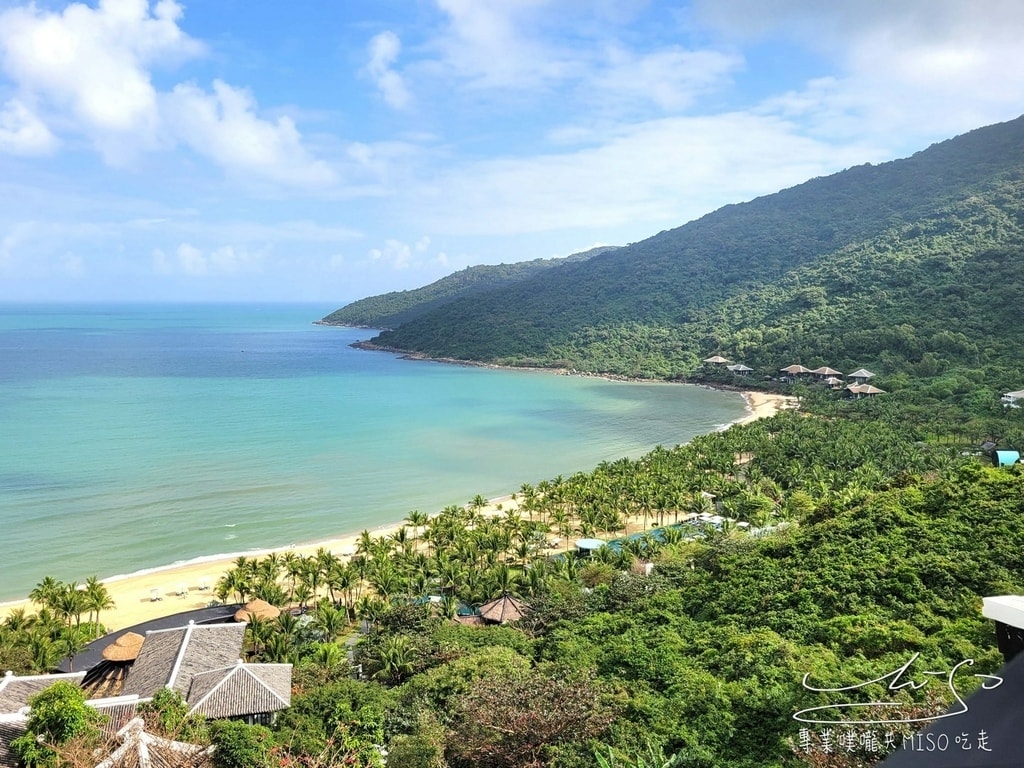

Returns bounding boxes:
[320,246,617,329]
[362,115,1024,384]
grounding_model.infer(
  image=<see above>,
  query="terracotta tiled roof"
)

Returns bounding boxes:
[122,622,245,699]
[186,662,292,720]
[0,671,85,715]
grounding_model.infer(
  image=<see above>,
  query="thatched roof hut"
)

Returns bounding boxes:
[101,632,145,663]
[478,594,530,625]
[234,599,281,623]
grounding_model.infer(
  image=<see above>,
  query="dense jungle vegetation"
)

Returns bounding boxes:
[319,247,616,329]
[355,115,1024,395]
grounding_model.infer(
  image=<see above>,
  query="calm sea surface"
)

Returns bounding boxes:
[0,304,745,600]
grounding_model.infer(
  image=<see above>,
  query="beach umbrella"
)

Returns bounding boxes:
[101,631,145,662]
[234,599,281,622]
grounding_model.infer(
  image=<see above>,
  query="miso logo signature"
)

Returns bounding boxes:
[794,653,1003,725]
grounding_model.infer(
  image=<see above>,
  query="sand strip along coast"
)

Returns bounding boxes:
[1,391,794,631]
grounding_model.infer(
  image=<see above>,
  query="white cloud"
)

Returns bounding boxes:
[694,0,1024,142]
[367,235,441,270]
[0,0,335,186]
[163,80,337,187]
[432,0,578,89]
[592,46,743,112]
[0,0,202,162]
[411,112,884,236]
[369,238,413,270]
[153,241,264,276]
[365,31,411,110]
[0,98,57,154]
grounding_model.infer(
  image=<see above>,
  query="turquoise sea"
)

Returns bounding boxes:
[0,304,746,601]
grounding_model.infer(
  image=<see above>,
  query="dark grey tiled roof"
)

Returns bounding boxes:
[90,697,140,736]
[122,623,245,699]
[58,605,242,675]
[0,719,27,768]
[186,662,292,720]
[171,624,245,696]
[0,671,86,715]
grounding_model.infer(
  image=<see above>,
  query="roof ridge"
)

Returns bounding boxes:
[186,662,234,717]
[165,622,196,691]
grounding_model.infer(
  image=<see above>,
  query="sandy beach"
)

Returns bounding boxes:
[736,390,798,424]
[1,390,794,633]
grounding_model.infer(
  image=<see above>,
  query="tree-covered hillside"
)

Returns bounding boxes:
[362,116,1024,384]
[320,247,617,329]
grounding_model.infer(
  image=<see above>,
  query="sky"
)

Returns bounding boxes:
[1,1,1023,304]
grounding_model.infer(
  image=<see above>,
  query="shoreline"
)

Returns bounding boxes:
[0,392,794,632]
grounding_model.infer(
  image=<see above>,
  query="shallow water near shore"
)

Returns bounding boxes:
[0,303,746,601]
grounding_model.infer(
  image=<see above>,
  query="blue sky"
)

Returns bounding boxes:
[1,0,1023,303]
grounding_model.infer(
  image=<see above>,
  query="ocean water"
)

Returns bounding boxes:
[0,304,746,601]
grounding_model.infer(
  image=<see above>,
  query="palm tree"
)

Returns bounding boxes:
[469,493,488,516]
[54,583,86,633]
[217,569,249,605]
[356,530,375,556]
[355,595,386,630]
[489,564,520,598]
[404,510,429,538]
[312,601,347,642]
[245,616,273,658]
[283,552,303,605]
[263,633,297,664]
[439,594,459,621]
[310,642,344,670]
[29,576,64,611]
[83,577,115,639]
[275,611,300,640]
[551,509,572,548]
[374,635,416,684]
[293,583,314,613]
[27,630,60,673]
[60,626,88,672]
[369,564,401,602]
[3,607,36,633]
